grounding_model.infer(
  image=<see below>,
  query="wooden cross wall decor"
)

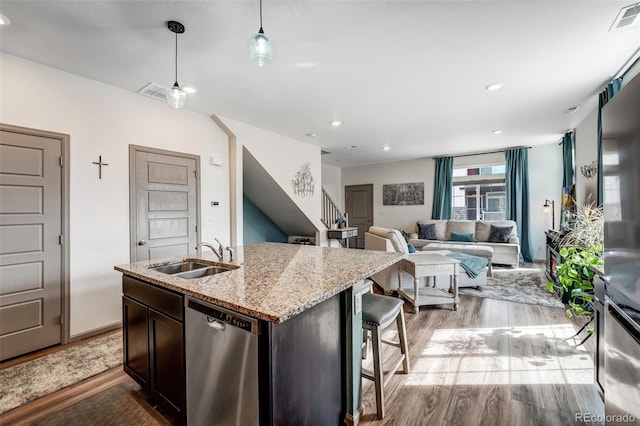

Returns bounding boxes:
[92,155,109,179]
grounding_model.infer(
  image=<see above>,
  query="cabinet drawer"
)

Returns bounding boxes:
[123,275,183,322]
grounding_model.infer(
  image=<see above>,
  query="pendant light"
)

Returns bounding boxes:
[248,0,273,67]
[167,20,186,108]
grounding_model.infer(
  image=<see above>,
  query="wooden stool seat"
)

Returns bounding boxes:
[361,293,410,419]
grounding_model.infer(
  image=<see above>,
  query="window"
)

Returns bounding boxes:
[452,164,506,220]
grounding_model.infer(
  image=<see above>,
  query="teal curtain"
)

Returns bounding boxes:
[561,132,574,188]
[597,78,623,206]
[431,156,453,219]
[505,148,534,263]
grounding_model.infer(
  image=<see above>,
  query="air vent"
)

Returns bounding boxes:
[610,2,640,30]
[137,82,169,102]
[321,150,331,155]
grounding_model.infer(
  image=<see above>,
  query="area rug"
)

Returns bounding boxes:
[0,331,123,415]
[459,267,564,309]
[31,384,169,426]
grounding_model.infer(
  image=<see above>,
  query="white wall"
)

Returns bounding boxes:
[1,53,230,337]
[342,144,562,261]
[529,143,563,260]
[217,117,323,243]
[574,108,598,204]
[342,158,435,234]
[321,163,343,211]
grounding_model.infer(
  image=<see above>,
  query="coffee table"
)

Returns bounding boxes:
[397,253,460,313]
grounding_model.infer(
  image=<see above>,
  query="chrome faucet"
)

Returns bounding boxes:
[213,238,225,261]
[196,241,223,261]
[226,246,234,262]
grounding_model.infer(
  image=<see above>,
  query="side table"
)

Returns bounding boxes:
[397,253,459,313]
[327,226,358,248]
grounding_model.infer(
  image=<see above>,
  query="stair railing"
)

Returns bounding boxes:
[321,187,347,229]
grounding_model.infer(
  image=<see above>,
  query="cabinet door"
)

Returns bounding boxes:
[123,296,149,389]
[149,309,185,419]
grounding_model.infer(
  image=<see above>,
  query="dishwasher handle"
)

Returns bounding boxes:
[206,316,226,331]
[187,297,260,335]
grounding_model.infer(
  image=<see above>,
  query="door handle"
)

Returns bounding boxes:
[137,240,147,246]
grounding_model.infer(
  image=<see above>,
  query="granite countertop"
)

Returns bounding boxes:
[114,242,402,324]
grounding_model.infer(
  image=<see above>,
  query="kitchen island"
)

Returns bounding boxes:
[115,242,402,425]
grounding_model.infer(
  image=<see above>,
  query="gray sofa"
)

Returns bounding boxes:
[408,219,520,267]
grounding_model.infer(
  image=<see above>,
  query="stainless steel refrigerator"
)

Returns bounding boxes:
[602,71,640,424]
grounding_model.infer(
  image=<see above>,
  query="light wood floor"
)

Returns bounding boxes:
[1,295,602,426]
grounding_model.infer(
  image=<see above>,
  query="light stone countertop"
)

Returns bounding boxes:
[114,242,402,324]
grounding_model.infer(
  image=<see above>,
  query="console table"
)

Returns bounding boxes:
[397,253,459,313]
[327,227,358,248]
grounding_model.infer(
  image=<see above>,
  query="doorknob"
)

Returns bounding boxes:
[137,240,147,246]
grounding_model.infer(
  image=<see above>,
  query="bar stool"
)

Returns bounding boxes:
[361,293,410,419]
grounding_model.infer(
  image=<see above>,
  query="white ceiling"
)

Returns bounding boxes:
[1,1,639,167]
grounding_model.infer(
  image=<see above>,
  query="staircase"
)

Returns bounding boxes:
[321,187,347,229]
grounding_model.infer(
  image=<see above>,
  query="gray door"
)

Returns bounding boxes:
[0,130,62,361]
[131,147,198,262]
[345,184,373,249]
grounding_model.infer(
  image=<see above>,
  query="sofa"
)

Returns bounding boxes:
[408,219,520,267]
[364,226,488,294]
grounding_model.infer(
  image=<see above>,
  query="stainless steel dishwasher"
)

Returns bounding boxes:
[185,297,260,425]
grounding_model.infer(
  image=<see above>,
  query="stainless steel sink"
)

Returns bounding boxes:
[150,261,212,274]
[149,259,238,279]
[174,266,234,279]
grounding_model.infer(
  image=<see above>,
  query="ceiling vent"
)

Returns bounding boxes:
[137,82,169,102]
[610,2,640,30]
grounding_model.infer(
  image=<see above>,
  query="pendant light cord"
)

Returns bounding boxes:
[174,31,178,83]
[259,0,263,30]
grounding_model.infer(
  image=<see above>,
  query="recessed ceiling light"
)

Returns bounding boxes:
[565,105,580,114]
[0,13,11,26]
[383,145,391,151]
[306,133,316,138]
[183,86,198,94]
[492,129,503,135]
[330,120,342,127]
[345,145,358,150]
[485,82,504,91]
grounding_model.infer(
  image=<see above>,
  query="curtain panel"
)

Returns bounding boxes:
[431,156,453,220]
[505,148,535,263]
[562,132,574,188]
[597,78,623,206]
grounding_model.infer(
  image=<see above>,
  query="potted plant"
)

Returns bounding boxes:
[547,197,603,334]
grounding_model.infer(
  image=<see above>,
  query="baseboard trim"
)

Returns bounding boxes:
[70,321,122,343]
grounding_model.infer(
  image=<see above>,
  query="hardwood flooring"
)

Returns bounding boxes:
[0,295,602,426]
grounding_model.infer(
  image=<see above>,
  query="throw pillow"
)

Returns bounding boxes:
[407,243,416,253]
[488,225,514,243]
[450,232,474,242]
[417,222,436,240]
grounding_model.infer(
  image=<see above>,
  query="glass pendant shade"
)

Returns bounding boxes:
[248,29,273,67]
[167,82,186,109]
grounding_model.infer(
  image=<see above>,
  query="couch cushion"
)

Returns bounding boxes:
[417,222,436,240]
[417,220,447,241]
[488,224,514,243]
[446,221,475,241]
[450,232,474,242]
[368,226,409,254]
[476,220,517,242]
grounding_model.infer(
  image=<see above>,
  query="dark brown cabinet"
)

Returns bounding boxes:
[122,275,185,423]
